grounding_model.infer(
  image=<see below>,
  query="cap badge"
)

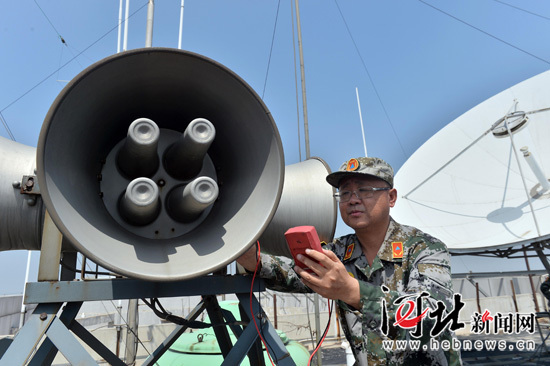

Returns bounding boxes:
[346,158,359,171]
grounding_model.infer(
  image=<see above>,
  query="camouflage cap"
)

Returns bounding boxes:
[326,157,394,188]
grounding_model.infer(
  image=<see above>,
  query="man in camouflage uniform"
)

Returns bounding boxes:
[238,157,462,365]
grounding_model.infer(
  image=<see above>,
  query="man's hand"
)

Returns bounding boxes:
[295,249,361,309]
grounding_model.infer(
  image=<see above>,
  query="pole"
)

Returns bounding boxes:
[313,293,321,365]
[273,294,278,329]
[18,251,32,329]
[505,116,542,237]
[115,300,123,357]
[290,0,302,161]
[521,147,550,192]
[295,0,310,160]
[37,211,62,282]
[523,247,540,312]
[117,0,123,53]
[475,282,481,314]
[355,87,368,157]
[125,299,139,365]
[295,2,320,363]
[178,0,185,49]
[510,280,519,313]
[294,2,320,364]
[145,0,154,48]
[123,0,130,51]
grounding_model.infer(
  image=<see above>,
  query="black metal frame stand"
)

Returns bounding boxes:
[0,276,296,366]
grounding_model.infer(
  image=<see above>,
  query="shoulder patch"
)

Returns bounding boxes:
[343,242,355,261]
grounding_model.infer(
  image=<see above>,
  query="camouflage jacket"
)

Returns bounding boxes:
[259,218,462,366]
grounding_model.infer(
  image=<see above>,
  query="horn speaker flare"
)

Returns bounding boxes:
[37,48,284,281]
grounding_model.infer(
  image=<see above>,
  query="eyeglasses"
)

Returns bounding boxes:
[334,186,391,202]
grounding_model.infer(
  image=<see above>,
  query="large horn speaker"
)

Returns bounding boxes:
[37,48,285,281]
[0,136,44,251]
[260,157,337,257]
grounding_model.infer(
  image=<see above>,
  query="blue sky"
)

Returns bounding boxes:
[2,0,550,294]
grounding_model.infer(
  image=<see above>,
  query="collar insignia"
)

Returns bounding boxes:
[392,242,403,259]
[344,242,355,261]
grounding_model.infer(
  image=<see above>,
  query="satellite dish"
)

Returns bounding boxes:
[392,70,550,251]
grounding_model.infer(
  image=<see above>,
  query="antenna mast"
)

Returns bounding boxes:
[178,0,185,49]
[295,0,310,159]
[356,87,368,157]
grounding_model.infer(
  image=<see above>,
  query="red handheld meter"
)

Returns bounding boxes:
[284,226,323,272]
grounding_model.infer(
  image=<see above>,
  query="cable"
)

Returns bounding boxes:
[33,0,66,44]
[141,298,212,328]
[249,243,334,365]
[333,0,408,160]
[0,112,16,141]
[34,0,84,82]
[307,299,333,366]
[56,44,65,82]
[492,0,550,22]
[78,256,157,361]
[109,298,153,362]
[250,241,277,366]
[63,255,160,363]
[0,1,150,115]
[262,0,282,99]
[418,0,550,66]
[304,294,316,349]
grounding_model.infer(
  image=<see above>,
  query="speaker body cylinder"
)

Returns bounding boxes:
[259,157,337,258]
[167,177,219,223]
[164,118,215,180]
[116,118,160,178]
[0,136,44,251]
